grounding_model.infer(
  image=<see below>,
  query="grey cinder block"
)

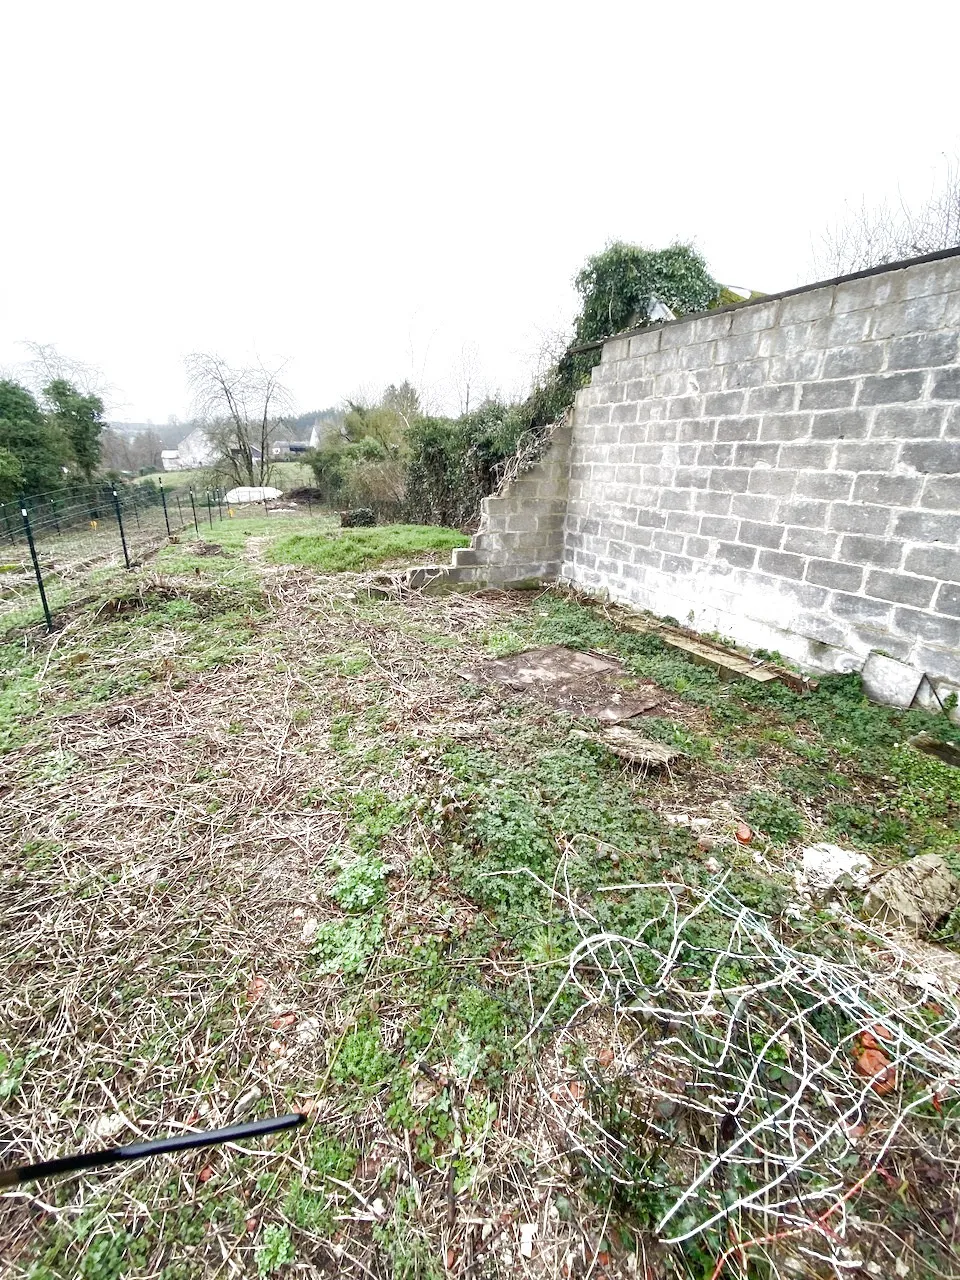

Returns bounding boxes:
[852,473,923,507]
[840,535,903,568]
[783,528,839,558]
[871,405,944,439]
[887,333,958,370]
[822,344,885,378]
[777,498,829,529]
[810,409,870,439]
[738,520,784,549]
[935,583,960,617]
[893,509,960,544]
[904,545,960,581]
[829,503,894,536]
[800,380,858,411]
[806,559,864,591]
[700,515,739,539]
[717,542,757,569]
[747,383,798,413]
[796,472,854,502]
[931,368,960,401]
[866,570,937,609]
[922,476,960,509]
[893,607,960,648]
[759,550,807,580]
[901,440,960,475]
[858,372,925,405]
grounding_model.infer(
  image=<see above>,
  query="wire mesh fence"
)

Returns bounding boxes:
[0,480,226,634]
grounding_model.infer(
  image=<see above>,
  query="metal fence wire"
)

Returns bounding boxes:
[0,480,227,634]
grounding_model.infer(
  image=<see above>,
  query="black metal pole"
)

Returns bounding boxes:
[20,506,53,632]
[158,478,171,536]
[206,491,213,529]
[111,488,131,569]
[49,498,61,535]
[132,490,142,531]
[189,489,200,535]
[216,488,224,521]
[175,495,184,529]
[0,1113,305,1188]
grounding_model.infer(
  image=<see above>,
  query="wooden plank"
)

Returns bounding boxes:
[611,609,816,692]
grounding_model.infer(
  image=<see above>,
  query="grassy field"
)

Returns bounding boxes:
[137,461,316,496]
[2,517,959,1278]
[269,525,469,574]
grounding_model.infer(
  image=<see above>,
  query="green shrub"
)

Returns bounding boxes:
[403,402,537,527]
[340,507,375,527]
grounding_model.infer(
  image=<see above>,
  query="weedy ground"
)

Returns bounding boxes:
[1,513,959,1280]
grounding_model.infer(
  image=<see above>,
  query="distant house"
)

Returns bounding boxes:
[270,441,311,458]
[309,420,343,449]
[177,427,219,469]
[161,450,182,471]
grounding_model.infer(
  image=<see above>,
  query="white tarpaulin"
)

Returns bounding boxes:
[225,486,283,504]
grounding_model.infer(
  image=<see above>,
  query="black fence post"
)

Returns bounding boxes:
[111,488,131,569]
[158,478,171,536]
[189,489,200,535]
[20,505,53,632]
[206,491,213,529]
[48,498,61,535]
[216,488,224,522]
[175,495,184,529]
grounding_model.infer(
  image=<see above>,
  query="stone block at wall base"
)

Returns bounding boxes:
[860,652,926,708]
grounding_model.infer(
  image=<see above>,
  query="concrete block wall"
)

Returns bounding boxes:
[448,420,572,587]
[445,252,960,697]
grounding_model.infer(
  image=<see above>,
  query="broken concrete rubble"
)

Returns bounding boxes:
[864,853,960,936]
[798,843,872,898]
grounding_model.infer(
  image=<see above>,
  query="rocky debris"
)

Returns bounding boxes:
[908,731,960,769]
[864,853,960,936]
[798,843,872,898]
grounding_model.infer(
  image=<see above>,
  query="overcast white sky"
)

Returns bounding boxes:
[2,1,958,424]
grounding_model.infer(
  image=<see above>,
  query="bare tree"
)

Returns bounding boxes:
[814,155,960,276]
[185,353,294,488]
[452,342,487,416]
[100,426,165,475]
[18,340,113,402]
